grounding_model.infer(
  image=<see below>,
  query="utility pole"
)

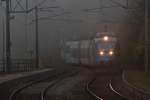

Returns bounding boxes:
[6,0,11,72]
[2,19,5,72]
[35,6,39,68]
[145,0,149,72]
[2,0,59,70]
[25,0,28,57]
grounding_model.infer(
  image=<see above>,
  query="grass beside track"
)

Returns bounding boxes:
[125,70,150,92]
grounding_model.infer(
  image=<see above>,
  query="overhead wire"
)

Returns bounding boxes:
[13,0,25,11]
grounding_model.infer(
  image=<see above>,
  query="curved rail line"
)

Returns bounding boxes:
[41,71,78,100]
[9,69,62,100]
[41,80,58,100]
[9,70,78,100]
[9,78,46,100]
[109,80,128,100]
[86,78,103,100]
[87,78,129,100]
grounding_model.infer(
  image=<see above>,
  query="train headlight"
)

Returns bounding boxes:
[100,51,104,56]
[109,51,114,56]
[103,36,108,41]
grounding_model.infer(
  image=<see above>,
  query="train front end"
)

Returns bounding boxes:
[94,32,117,64]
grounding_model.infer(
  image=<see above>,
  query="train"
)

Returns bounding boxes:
[60,32,119,66]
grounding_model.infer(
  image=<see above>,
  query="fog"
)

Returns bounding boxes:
[0,0,127,64]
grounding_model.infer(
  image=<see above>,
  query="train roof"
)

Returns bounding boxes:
[96,32,116,37]
[64,32,116,44]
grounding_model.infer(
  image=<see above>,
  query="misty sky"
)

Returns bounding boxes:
[0,0,128,62]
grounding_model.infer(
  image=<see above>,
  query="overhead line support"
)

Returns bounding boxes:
[5,0,11,73]
[35,6,39,68]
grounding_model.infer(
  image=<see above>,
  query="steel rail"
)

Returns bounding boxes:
[9,70,78,100]
[87,78,129,100]
[109,80,129,100]
[41,80,59,100]
[41,71,79,100]
[9,71,65,100]
[86,78,103,100]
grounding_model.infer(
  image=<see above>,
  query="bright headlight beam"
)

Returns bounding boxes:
[104,36,108,41]
[109,51,114,55]
[100,51,104,56]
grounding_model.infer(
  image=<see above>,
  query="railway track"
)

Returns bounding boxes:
[87,73,129,100]
[9,70,78,100]
[109,81,128,100]
[86,78,103,100]
[0,68,128,100]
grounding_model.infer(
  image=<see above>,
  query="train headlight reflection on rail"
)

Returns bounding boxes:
[109,51,114,56]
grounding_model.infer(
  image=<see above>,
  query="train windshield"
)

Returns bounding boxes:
[94,36,117,43]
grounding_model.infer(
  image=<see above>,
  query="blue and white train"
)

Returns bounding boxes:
[61,32,118,65]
